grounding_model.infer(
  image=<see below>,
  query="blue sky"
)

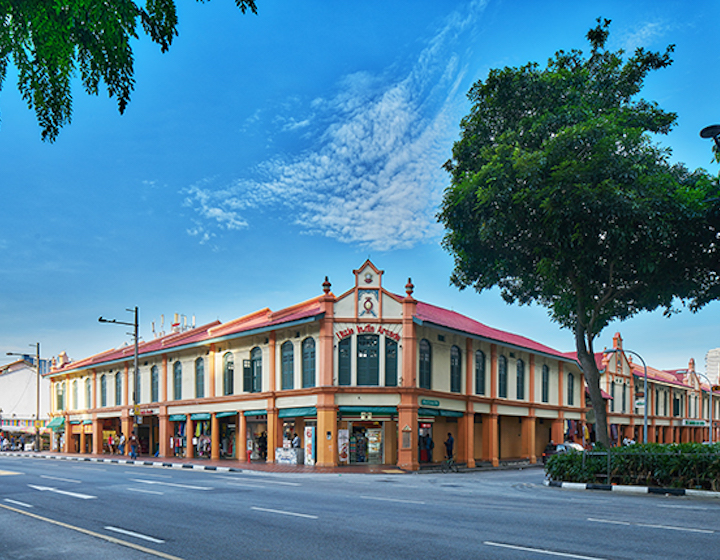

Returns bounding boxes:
[1,0,719,374]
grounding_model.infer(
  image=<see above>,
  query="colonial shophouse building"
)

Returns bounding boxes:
[44,260,592,470]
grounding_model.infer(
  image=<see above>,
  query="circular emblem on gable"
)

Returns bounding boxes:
[364,273,373,284]
[363,297,374,311]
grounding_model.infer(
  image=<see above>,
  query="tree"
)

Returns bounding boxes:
[0,0,257,142]
[438,18,720,447]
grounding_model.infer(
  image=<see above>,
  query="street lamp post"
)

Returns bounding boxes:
[604,348,648,444]
[99,307,139,409]
[6,342,41,451]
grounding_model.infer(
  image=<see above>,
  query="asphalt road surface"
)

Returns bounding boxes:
[1,456,718,559]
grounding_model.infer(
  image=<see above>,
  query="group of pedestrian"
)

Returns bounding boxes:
[106,432,130,456]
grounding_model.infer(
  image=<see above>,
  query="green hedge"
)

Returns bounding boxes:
[545,443,720,490]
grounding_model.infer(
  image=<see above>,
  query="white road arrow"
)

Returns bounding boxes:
[27,484,97,500]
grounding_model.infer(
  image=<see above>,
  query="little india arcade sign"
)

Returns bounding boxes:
[335,325,400,342]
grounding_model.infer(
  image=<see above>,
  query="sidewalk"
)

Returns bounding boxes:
[0,450,543,474]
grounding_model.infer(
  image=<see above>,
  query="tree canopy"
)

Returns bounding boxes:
[438,18,720,447]
[0,0,257,142]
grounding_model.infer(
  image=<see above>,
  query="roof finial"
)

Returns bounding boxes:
[405,277,414,296]
[323,276,331,294]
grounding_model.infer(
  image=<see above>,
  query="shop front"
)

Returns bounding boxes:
[190,413,212,458]
[47,416,65,451]
[216,412,237,458]
[337,406,397,466]
[134,408,160,456]
[244,410,268,461]
[169,414,187,457]
[276,407,317,465]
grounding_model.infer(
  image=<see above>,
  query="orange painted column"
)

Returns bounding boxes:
[318,281,335,387]
[79,427,86,454]
[158,406,170,458]
[121,413,133,456]
[484,411,499,467]
[92,418,103,455]
[461,410,475,468]
[397,393,419,470]
[237,413,247,462]
[186,417,195,458]
[522,416,536,463]
[267,404,278,464]
[316,392,338,467]
[211,412,220,460]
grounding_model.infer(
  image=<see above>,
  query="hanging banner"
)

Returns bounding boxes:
[304,426,315,466]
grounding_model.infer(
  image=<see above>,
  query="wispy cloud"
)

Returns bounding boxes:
[183,2,485,250]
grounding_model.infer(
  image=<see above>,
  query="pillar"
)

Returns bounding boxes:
[551,418,564,444]
[186,417,195,458]
[484,411,499,467]
[461,410,475,468]
[121,413,133,456]
[397,393,419,470]
[159,407,170,458]
[237,413,247,462]
[79,427,86,455]
[92,418,103,455]
[267,407,278,463]
[211,412,220,460]
[316,393,337,467]
[522,416,536,464]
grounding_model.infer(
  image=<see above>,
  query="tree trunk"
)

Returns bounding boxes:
[575,326,610,447]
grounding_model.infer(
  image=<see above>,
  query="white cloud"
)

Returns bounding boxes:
[183,2,485,250]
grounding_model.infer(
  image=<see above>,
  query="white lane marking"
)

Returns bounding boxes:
[40,475,81,484]
[219,476,299,486]
[359,495,425,505]
[127,487,164,495]
[27,484,96,500]
[588,518,713,534]
[105,526,165,544]
[251,506,318,519]
[126,471,172,478]
[225,482,266,489]
[130,479,212,491]
[4,498,33,508]
[484,542,609,560]
[656,504,709,510]
[71,466,106,471]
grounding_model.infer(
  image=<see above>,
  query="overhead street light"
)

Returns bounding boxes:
[604,348,648,444]
[700,124,720,151]
[99,307,139,409]
[6,342,41,451]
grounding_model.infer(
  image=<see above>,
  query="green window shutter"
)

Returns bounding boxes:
[243,359,252,393]
[281,341,294,390]
[302,338,316,388]
[385,339,397,387]
[339,338,351,386]
[357,334,379,386]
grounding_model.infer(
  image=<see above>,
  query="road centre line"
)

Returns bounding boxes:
[220,476,300,486]
[0,470,22,476]
[0,503,184,560]
[251,506,318,519]
[130,479,212,491]
[588,518,713,534]
[4,498,32,508]
[225,482,266,489]
[125,471,172,478]
[359,495,426,505]
[656,504,709,510]
[127,487,164,495]
[484,541,609,560]
[105,526,165,544]
[41,475,82,484]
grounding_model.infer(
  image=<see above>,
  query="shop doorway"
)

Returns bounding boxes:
[348,422,383,464]
[418,423,434,463]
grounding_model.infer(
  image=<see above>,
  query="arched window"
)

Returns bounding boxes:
[498,355,507,398]
[85,377,92,409]
[173,361,182,401]
[419,339,432,390]
[246,347,262,393]
[516,359,525,400]
[385,339,398,387]
[541,365,550,403]
[195,358,205,398]
[100,374,107,407]
[151,365,159,402]
[568,372,575,406]
[302,337,316,388]
[450,346,462,393]
[56,382,65,411]
[115,372,122,406]
[357,335,379,386]
[72,380,78,410]
[338,338,351,386]
[475,350,486,395]
[281,341,294,390]
[223,352,234,396]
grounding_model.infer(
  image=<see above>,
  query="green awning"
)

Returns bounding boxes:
[216,411,237,419]
[190,413,211,421]
[439,409,465,418]
[168,414,186,422]
[338,406,397,415]
[69,420,81,425]
[418,408,464,418]
[278,407,317,419]
[47,417,64,429]
[83,420,92,425]
[244,409,267,417]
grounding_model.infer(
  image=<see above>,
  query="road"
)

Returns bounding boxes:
[0,455,718,559]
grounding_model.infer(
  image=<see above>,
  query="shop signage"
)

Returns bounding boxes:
[421,399,440,407]
[336,325,400,342]
[682,419,708,427]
